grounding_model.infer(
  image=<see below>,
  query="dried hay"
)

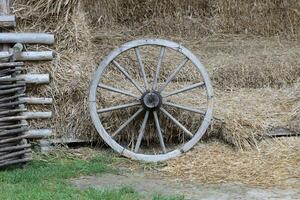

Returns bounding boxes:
[10,0,300,149]
[85,0,300,36]
[163,138,300,188]
[289,84,300,133]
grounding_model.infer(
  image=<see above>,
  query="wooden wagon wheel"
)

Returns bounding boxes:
[89,39,213,162]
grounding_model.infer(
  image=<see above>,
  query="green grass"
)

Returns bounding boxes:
[0,153,184,200]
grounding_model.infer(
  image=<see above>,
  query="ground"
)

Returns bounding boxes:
[1,137,299,200]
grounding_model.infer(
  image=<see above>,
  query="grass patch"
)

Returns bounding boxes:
[0,153,184,200]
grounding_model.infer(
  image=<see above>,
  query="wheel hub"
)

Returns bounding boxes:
[141,91,162,111]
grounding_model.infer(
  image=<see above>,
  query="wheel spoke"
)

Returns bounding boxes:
[158,58,189,92]
[112,60,145,93]
[163,82,205,98]
[134,111,149,153]
[153,111,166,153]
[112,108,144,138]
[160,108,193,138]
[134,47,149,90]
[152,47,165,90]
[163,101,206,115]
[98,84,139,98]
[97,102,140,113]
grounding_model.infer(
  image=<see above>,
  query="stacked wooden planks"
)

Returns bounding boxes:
[0,0,54,168]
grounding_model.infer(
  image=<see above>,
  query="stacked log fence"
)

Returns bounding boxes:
[0,0,54,168]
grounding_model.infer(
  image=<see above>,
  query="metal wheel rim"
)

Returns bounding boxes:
[89,38,213,162]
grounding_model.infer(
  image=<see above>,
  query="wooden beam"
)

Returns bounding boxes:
[0,51,55,61]
[19,97,53,105]
[0,62,24,67]
[0,15,15,27]
[25,129,52,139]
[0,33,55,44]
[22,111,52,119]
[18,74,50,84]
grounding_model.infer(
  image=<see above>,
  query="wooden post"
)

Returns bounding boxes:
[19,97,53,105]
[0,0,12,52]
[0,33,54,44]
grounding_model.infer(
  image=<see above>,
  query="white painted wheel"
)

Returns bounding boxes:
[89,39,213,162]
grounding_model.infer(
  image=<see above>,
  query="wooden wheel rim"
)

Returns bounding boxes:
[89,38,213,162]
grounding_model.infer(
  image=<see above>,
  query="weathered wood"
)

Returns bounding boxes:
[0,33,54,44]
[0,144,31,152]
[0,112,52,121]
[15,51,55,61]
[0,101,25,108]
[0,76,23,82]
[22,111,52,119]
[0,68,23,76]
[0,108,27,115]
[0,142,17,148]
[20,97,53,105]
[0,15,15,27]
[0,62,23,68]
[0,0,11,15]
[0,157,32,167]
[267,127,299,137]
[25,129,52,139]
[0,94,25,102]
[0,115,26,122]
[0,51,55,61]
[0,87,24,95]
[0,124,23,130]
[0,134,27,144]
[18,74,50,84]
[0,83,25,90]
[0,149,31,161]
[0,126,28,137]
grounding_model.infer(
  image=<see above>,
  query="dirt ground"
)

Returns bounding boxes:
[69,137,300,200]
[71,173,300,200]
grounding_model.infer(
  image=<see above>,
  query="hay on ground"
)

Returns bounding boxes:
[163,138,300,188]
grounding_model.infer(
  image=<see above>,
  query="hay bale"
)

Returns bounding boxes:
[11,0,300,149]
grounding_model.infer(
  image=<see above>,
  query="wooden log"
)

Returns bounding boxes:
[0,62,23,68]
[0,142,18,148]
[0,51,55,61]
[0,83,25,90]
[0,157,32,168]
[0,15,15,27]
[18,74,50,84]
[0,51,11,59]
[0,76,23,82]
[0,0,10,14]
[0,87,24,95]
[0,100,25,108]
[20,97,53,105]
[15,51,55,61]
[0,68,23,76]
[0,134,27,144]
[0,124,23,130]
[0,94,25,102]
[0,115,26,122]
[0,149,31,161]
[22,111,52,119]
[0,144,31,152]
[0,127,28,137]
[0,111,52,122]
[0,108,27,115]
[25,129,52,139]
[0,33,54,44]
